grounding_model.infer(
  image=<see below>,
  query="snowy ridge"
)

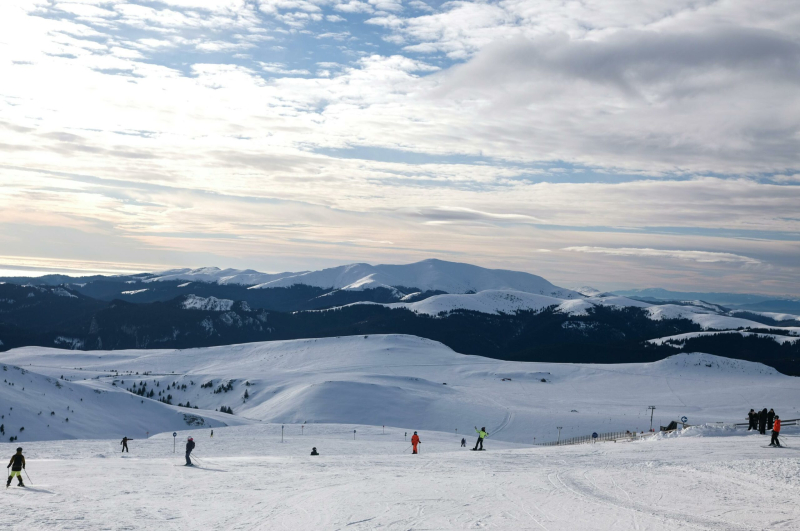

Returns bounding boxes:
[250,259,581,297]
[731,309,800,322]
[146,267,300,286]
[144,259,581,298]
[2,336,799,443]
[648,331,800,347]
[181,294,235,312]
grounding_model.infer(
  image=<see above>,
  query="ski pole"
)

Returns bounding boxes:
[24,470,33,485]
[403,445,412,453]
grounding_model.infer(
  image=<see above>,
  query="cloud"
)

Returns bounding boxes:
[1,0,799,294]
[562,247,764,266]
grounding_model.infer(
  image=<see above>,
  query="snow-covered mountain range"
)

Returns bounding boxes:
[145,259,582,298]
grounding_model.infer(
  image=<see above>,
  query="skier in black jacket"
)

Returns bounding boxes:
[6,447,25,488]
[767,409,775,431]
[747,409,757,431]
[185,437,195,466]
[758,408,768,435]
[121,437,133,453]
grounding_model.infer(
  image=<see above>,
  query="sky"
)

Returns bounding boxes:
[0,0,799,295]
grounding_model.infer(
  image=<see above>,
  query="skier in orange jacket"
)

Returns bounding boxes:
[411,431,420,454]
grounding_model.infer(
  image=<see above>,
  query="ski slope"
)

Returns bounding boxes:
[5,423,800,530]
[3,335,799,444]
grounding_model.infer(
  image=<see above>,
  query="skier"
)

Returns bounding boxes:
[185,437,195,466]
[461,438,466,447]
[767,409,775,431]
[770,416,782,447]
[411,431,420,454]
[310,447,319,456]
[747,409,756,431]
[120,436,133,453]
[473,426,487,451]
[210,430,214,438]
[758,408,768,435]
[6,447,25,488]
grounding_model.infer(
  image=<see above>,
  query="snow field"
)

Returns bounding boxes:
[3,336,800,444]
[5,424,800,530]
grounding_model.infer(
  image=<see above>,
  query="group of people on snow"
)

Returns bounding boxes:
[747,408,783,446]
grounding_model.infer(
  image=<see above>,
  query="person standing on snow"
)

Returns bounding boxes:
[770,416,782,447]
[461,438,466,447]
[185,437,196,466]
[121,437,133,453]
[473,427,488,451]
[767,409,775,431]
[6,447,25,488]
[758,408,768,435]
[747,409,757,431]
[411,431,421,454]
[210,430,214,438]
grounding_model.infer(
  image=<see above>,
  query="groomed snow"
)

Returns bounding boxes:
[6,424,800,530]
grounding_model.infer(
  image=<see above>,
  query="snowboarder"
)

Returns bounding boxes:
[6,447,25,488]
[411,431,420,454]
[747,409,756,431]
[758,408,768,435]
[120,436,133,453]
[473,427,487,451]
[770,416,782,447]
[185,437,195,466]
[461,438,466,447]
[767,409,775,431]
[310,447,319,456]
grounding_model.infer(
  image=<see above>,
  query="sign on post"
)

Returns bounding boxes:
[173,432,177,453]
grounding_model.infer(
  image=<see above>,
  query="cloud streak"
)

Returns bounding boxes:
[563,247,763,266]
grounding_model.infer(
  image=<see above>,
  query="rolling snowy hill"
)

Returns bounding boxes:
[146,259,582,298]
[2,335,798,443]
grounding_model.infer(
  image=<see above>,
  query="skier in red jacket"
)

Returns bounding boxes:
[411,432,420,454]
[770,417,782,447]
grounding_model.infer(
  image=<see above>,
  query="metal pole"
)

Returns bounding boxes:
[282,425,284,443]
[557,427,562,444]
[648,406,656,432]
[354,429,356,440]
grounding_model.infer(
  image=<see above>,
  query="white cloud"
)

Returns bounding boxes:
[334,1,373,14]
[563,247,763,266]
[1,0,799,294]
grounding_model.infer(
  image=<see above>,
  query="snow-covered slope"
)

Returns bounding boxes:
[3,336,799,443]
[8,425,800,530]
[0,364,250,441]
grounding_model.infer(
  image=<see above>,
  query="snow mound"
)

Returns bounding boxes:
[182,294,235,312]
